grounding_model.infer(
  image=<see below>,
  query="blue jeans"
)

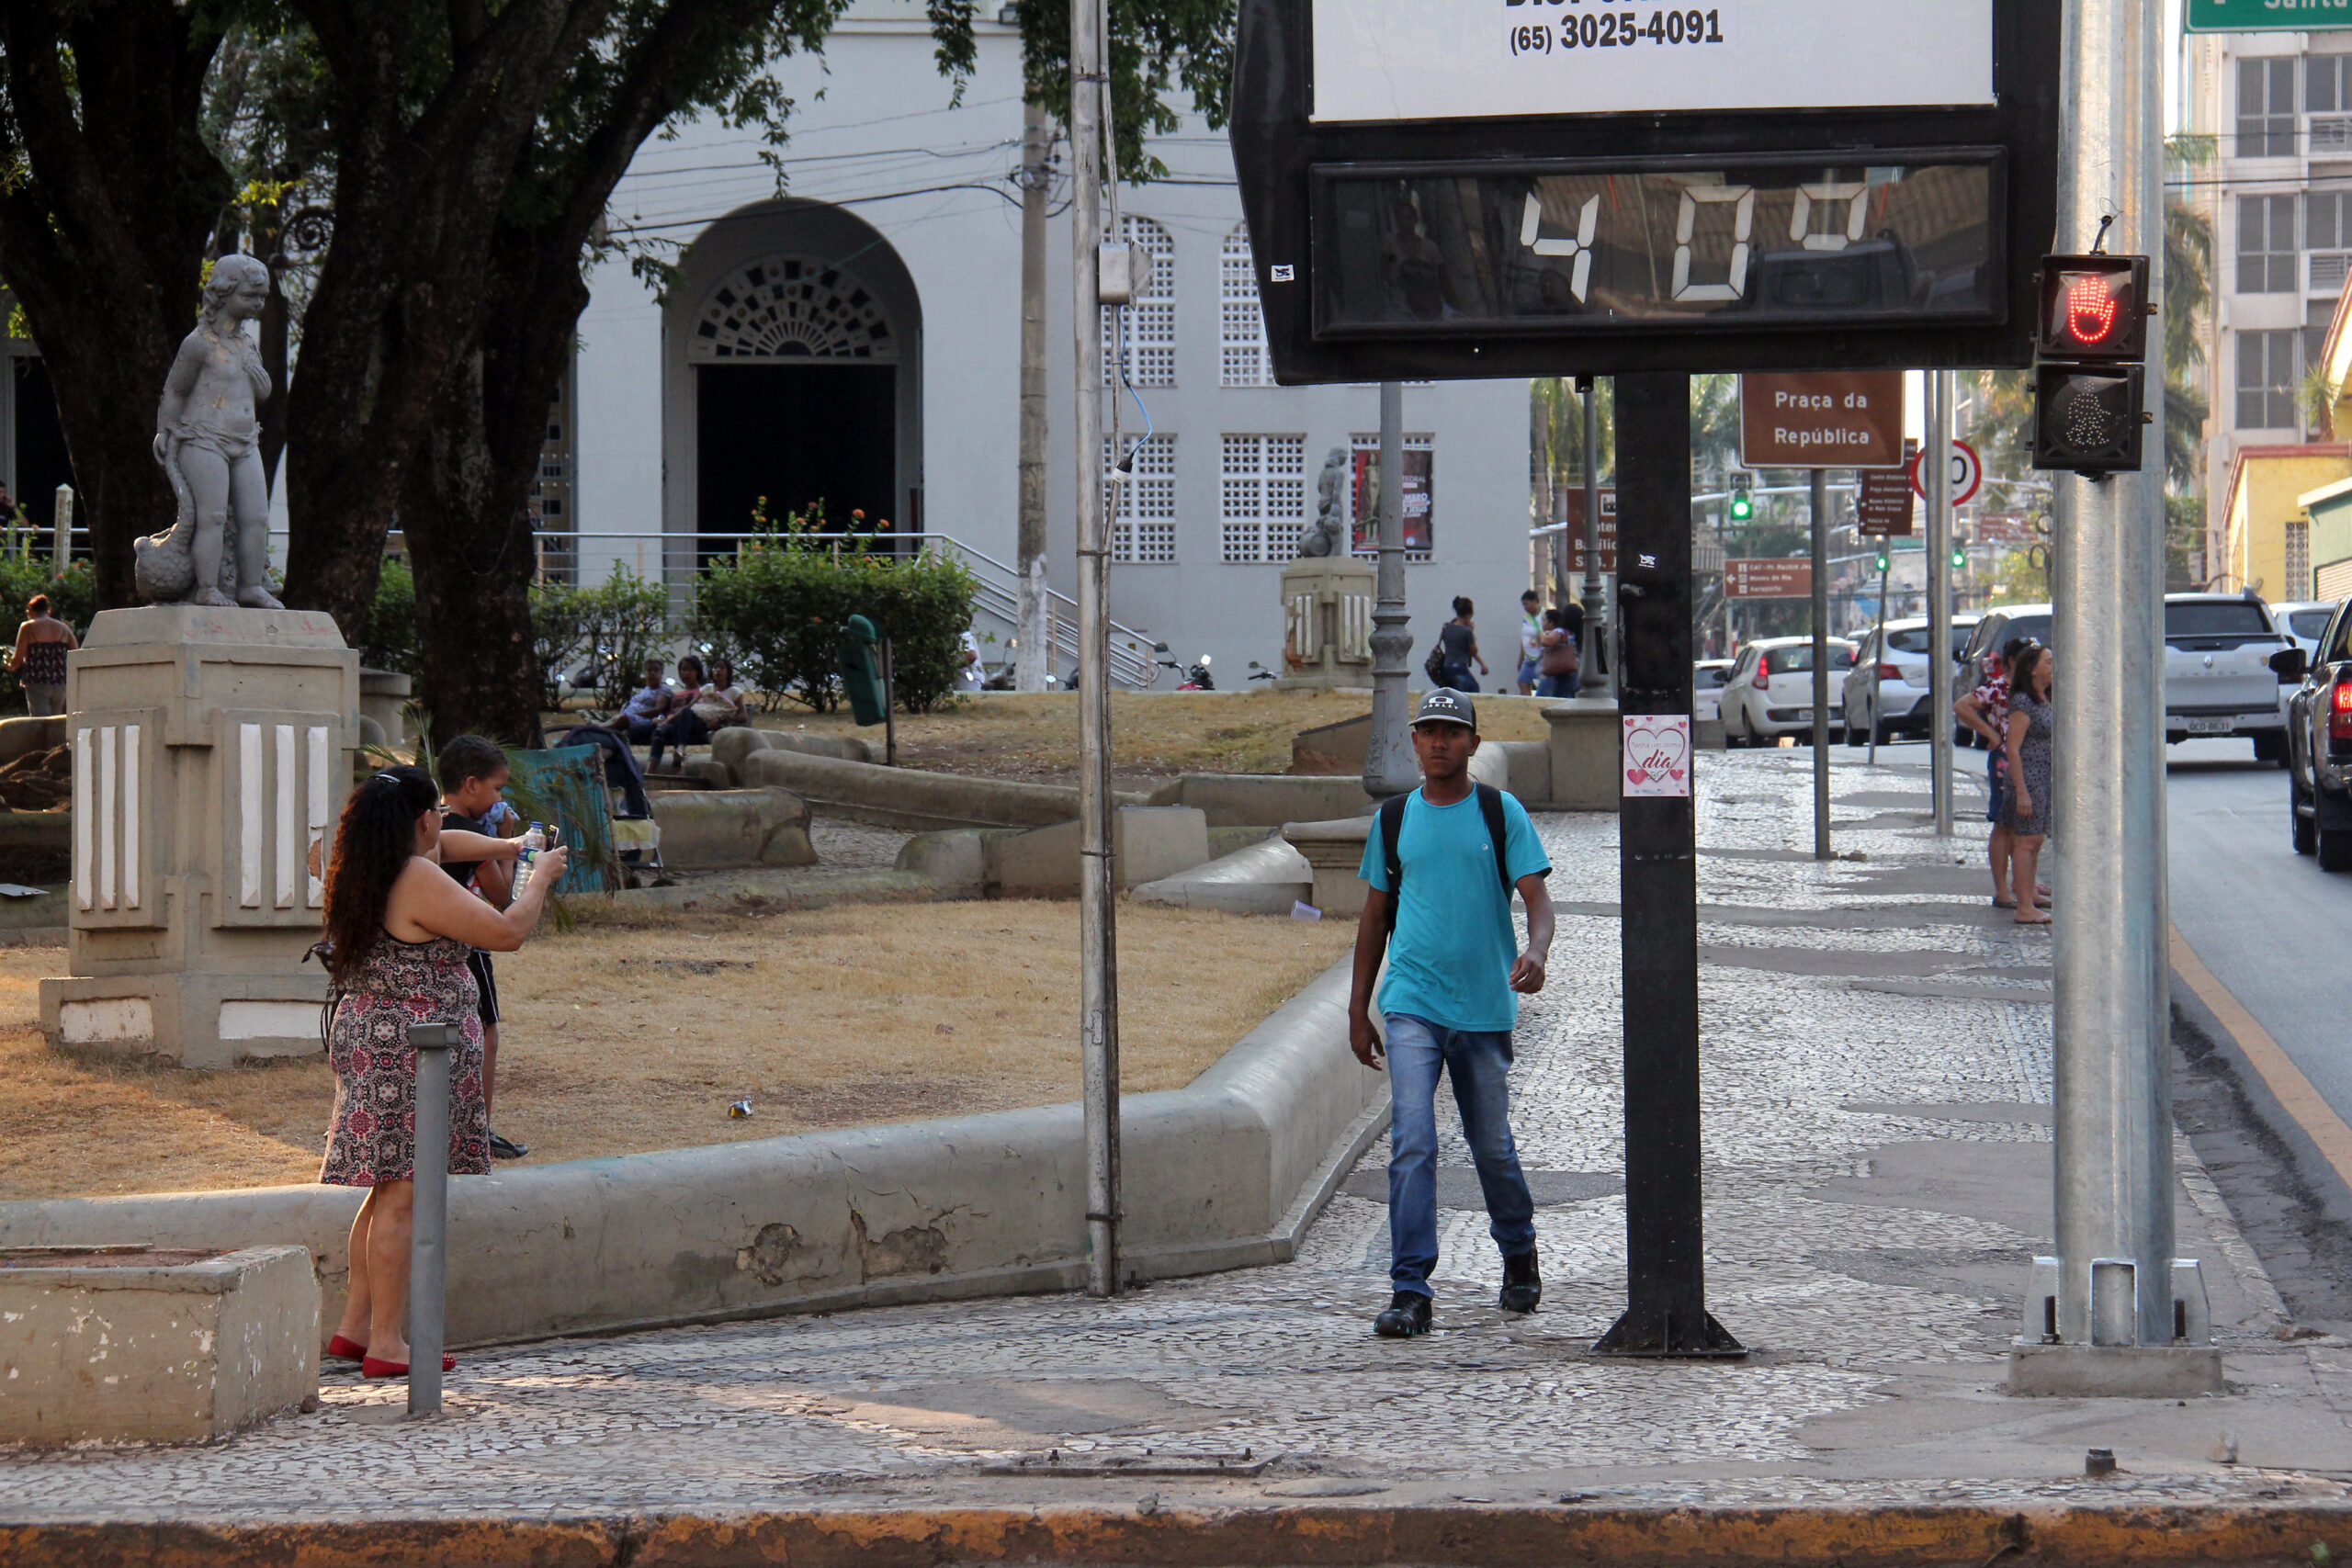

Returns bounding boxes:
[1536,671,1580,698]
[1442,663,1481,694]
[1383,1013,1536,1297]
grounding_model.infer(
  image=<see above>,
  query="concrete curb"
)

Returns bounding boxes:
[602,867,967,915]
[0,961,1381,1351]
[737,750,1148,831]
[8,1502,2352,1567]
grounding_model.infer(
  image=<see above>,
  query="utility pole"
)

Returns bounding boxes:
[1070,0,1120,1297]
[2011,0,2214,1393]
[1578,377,1611,701]
[1015,102,1054,693]
[1363,382,1418,799]
[1927,371,1954,837]
[1809,468,1831,860]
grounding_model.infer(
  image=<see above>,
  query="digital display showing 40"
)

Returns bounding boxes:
[1313,154,2003,339]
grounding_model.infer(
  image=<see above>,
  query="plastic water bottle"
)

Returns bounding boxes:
[509,822,548,897]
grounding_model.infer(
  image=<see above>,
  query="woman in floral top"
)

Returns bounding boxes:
[317,765,568,1379]
[1956,636,2045,911]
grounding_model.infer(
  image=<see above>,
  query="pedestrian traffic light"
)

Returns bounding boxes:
[2030,252,2150,476]
[2033,254,2149,363]
[2031,364,2145,474]
[1729,488,1753,521]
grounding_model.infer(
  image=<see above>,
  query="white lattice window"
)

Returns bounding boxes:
[1220,434,1306,562]
[2288,518,2313,595]
[1102,215,1176,388]
[1221,225,1274,387]
[1104,433,1177,563]
[688,256,898,361]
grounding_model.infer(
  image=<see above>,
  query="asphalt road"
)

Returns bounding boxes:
[2167,737,2352,1117]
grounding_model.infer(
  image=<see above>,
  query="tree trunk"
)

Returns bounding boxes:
[0,3,231,609]
[1015,100,1053,691]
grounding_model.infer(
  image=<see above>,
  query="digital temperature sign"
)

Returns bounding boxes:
[1315,155,2003,340]
[1228,0,2059,379]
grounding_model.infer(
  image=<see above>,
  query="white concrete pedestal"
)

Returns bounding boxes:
[39,605,358,1067]
[1274,558,1375,691]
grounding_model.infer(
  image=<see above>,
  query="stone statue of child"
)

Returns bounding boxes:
[136,253,284,608]
[1295,446,1351,558]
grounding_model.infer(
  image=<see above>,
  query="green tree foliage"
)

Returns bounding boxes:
[694,537,978,716]
[359,557,422,678]
[984,0,1235,181]
[529,567,674,712]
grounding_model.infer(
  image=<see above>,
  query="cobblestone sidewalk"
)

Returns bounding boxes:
[10,748,2352,1524]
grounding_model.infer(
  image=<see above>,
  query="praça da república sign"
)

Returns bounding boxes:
[1227,0,2060,383]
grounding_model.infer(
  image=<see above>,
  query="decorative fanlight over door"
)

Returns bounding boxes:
[688,256,898,362]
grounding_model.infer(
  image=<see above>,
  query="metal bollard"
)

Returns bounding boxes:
[406,1021,463,1418]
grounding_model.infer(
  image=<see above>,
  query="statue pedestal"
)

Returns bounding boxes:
[1274,557,1375,692]
[39,606,358,1068]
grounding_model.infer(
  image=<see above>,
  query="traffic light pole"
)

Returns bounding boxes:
[1595,370,1741,1360]
[2008,0,2214,1393]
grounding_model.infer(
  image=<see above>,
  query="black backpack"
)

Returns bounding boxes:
[1378,784,1514,939]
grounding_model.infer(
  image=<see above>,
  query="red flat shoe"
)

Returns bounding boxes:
[326,1335,368,1362]
[361,1354,457,1378]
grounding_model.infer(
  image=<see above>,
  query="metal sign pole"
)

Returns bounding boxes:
[1595,371,1742,1359]
[1870,553,1892,764]
[405,1023,458,1418]
[1071,0,1120,1298]
[1928,373,1955,836]
[1810,468,1831,860]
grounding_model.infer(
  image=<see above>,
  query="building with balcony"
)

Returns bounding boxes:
[2186,28,2352,592]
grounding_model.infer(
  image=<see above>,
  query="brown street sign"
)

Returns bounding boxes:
[1724,558,1815,599]
[1859,438,1920,537]
[1560,486,1617,573]
[1737,372,1907,470]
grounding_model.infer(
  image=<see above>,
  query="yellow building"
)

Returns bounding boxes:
[2221,443,2349,599]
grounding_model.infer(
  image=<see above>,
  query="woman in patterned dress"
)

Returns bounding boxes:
[2002,643,2055,929]
[318,766,568,1378]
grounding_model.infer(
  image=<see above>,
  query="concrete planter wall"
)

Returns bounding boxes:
[738,749,1150,832]
[0,963,1381,1350]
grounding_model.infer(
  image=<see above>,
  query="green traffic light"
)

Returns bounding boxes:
[1875,551,1890,572]
[1729,488,1752,521]
[1951,547,1965,570]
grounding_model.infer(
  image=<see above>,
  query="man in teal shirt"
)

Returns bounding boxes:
[1349,688,1555,1337]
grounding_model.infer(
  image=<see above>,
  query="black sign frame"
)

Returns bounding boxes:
[1230,0,2061,383]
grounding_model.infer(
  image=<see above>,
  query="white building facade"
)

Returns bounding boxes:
[2187,26,2352,586]
[568,1,1532,684]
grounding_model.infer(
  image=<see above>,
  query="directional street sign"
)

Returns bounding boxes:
[1724,558,1814,599]
[1562,486,1618,574]
[1860,442,1921,537]
[2186,0,2352,30]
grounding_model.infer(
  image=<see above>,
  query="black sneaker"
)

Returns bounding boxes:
[1499,1249,1542,1314]
[489,1131,530,1160]
[1373,1291,1433,1338]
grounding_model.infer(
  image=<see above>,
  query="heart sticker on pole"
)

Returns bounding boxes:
[1622,716,1693,798]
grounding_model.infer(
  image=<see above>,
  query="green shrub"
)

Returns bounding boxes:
[571,565,673,709]
[694,535,978,714]
[360,557,422,677]
[0,555,96,710]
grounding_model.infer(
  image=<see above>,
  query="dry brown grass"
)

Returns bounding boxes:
[739,689,1556,788]
[0,899,1351,1202]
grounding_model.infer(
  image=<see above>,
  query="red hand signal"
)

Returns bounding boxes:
[2064,276,2119,344]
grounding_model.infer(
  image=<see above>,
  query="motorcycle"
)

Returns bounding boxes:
[1157,653,1216,691]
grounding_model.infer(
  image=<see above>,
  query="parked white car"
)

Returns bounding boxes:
[2277,600,2341,660]
[1693,660,1733,722]
[1720,637,1857,746]
[2163,592,2297,762]
[1840,615,1982,746]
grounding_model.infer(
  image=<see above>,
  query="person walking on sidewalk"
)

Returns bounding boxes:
[8,593,76,716]
[1516,590,1544,694]
[1955,636,2046,912]
[1347,688,1555,1338]
[1433,597,1488,693]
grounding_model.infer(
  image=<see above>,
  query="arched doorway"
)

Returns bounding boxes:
[665,203,922,564]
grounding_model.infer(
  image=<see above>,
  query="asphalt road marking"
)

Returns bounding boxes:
[2170,922,2352,1189]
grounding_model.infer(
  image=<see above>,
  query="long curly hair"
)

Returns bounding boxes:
[322,765,438,983]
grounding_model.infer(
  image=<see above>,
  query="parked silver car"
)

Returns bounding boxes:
[2162,592,2296,763]
[1720,637,1857,746]
[2277,600,2341,660]
[1840,614,1982,746]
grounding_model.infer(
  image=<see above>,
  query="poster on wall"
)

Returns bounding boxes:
[1351,438,1434,555]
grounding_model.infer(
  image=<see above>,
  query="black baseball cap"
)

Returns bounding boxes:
[1412,689,1476,729]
